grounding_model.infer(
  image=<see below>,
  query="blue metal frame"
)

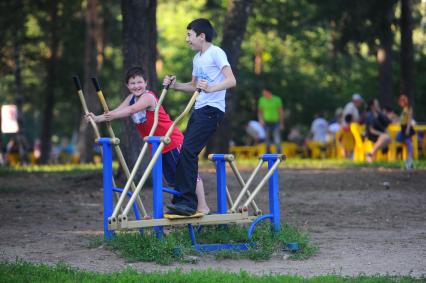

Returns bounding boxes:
[188,224,252,252]
[262,154,281,232]
[146,137,164,238]
[98,138,115,240]
[98,138,144,239]
[98,142,283,251]
[211,154,228,214]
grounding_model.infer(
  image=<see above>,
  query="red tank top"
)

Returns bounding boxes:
[130,91,183,153]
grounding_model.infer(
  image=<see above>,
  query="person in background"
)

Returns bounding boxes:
[365,99,391,163]
[397,94,415,169]
[245,120,266,145]
[310,112,329,143]
[336,114,355,158]
[257,88,284,153]
[343,93,363,124]
[328,107,343,136]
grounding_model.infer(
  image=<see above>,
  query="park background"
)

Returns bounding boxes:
[1,0,425,166]
[1,1,426,281]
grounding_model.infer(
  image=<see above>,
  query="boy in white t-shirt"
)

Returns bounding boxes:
[163,18,236,216]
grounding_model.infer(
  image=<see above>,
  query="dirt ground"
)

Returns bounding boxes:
[0,165,425,277]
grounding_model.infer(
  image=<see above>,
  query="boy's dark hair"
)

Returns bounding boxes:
[344,114,353,124]
[125,66,145,84]
[187,18,216,42]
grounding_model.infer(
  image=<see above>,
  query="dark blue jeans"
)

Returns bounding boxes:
[265,122,281,154]
[172,106,224,210]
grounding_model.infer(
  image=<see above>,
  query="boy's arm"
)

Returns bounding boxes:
[104,94,155,121]
[112,95,133,112]
[84,95,133,123]
[164,75,197,93]
[197,66,236,93]
[174,76,198,93]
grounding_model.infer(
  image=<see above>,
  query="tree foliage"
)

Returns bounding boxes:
[0,0,425,156]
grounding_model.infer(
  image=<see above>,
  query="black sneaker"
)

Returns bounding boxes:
[166,203,196,216]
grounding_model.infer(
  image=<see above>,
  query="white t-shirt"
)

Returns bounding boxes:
[342,102,360,123]
[192,45,230,112]
[311,117,329,142]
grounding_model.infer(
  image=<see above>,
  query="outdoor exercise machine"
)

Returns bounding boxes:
[84,79,287,251]
[72,76,146,220]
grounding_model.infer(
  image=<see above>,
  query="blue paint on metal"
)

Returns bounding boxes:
[261,153,280,161]
[267,157,281,232]
[99,138,114,240]
[215,157,227,214]
[113,188,141,220]
[149,138,163,238]
[188,222,253,252]
[287,242,300,251]
[248,214,273,239]
[195,243,252,252]
[162,187,182,196]
[187,224,197,245]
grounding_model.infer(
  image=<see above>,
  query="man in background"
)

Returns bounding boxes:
[258,88,284,153]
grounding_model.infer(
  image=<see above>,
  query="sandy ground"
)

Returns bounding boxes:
[0,166,425,277]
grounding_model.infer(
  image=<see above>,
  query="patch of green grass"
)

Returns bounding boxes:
[104,223,318,264]
[0,163,104,176]
[107,229,193,265]
[0,260,423,283]
[200,158,426,170]
[87,236,104,249]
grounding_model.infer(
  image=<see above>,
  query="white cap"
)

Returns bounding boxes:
[352,93,363,101]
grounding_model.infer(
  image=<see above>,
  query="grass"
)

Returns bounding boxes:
[0,163,104,176]
[200,158,426,170]
[91,223,318,264]
[1,159,424,176]
[0,260,423,283]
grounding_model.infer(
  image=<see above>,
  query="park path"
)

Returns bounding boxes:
[0,168,425,277]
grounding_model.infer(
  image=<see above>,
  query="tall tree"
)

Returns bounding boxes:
[121,0,157,171]
[207,0,253,154]
[77,0,104,163]
[400,0,414,101]
[40,0,60,163]
[376,1,396,108]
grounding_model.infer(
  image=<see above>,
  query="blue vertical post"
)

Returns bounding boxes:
[148,137,163,238]
[266,155,280,232]
[214,154,227,214]
[99,137,114,240]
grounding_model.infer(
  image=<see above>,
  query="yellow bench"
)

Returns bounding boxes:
[229,142,299,159]
[334,123,424,161]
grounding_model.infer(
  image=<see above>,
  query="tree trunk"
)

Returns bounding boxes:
[207,0,253,154]
[376,3,395,108]
[40,0,59,164]
[400,0,414,102]
[77,0,103,163]
[121,0,157,174]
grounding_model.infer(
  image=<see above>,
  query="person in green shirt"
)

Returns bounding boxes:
[257,88,285,154]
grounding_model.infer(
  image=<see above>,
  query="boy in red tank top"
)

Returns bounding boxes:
[85,67,210,214]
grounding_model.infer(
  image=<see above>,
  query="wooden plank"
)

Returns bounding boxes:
[109,212,256,230]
